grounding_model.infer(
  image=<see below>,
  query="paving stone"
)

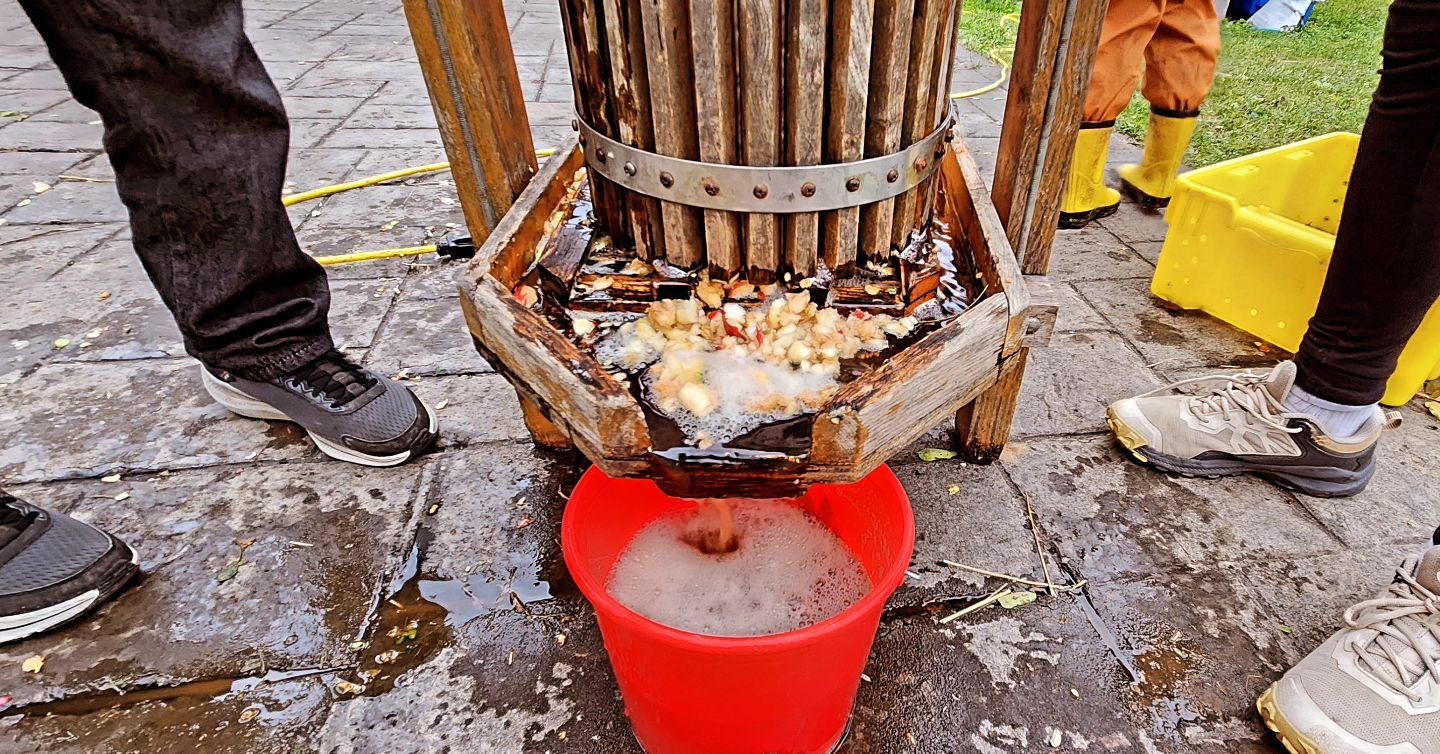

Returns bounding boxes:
[1131,240,1166,265]
[889,459,1044,598]
[24,99,99,125]
[248,31,348,62]
[1049,226,1155,282]
[301,182,463,230]
[289,118,342,149]
[0,259,118,383]
[1012,331,1164,438]
[283,147,367,192]
[319,126,444,150]
[1099,202,1171,244]
[1074,277,1274,370]
[282,95,366,120]
[405,373,531,448]
[296,224,421,279]
[283,76,386,100]
[0,179,125,223]
[0,121,103,152]
[1003,435,1338,581]
[0,90,68,117]
[365,290,492,378]
[0,360,328,482]
[325,41,422,63]
[44,241,185,363]
[0,222,121,284]
[341,102,438,130]
[6,673,334,754]
[347,147,453,184]
[1081,568,1291,747]
[0,460,423,706]
[0,67,67,90]
[1055,282,1112,332]
[0,149,85,176]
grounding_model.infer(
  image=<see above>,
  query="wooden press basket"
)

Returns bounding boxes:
[454,0,1056,495]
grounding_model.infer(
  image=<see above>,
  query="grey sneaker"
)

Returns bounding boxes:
[0,493,138,644]
[1258,536,1440,754]
[202,351,438,467]
[1106,361,1391,497]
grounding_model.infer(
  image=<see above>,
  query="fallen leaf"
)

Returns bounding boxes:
[917,448,957,462]
[1048,729,1063,748]
[516,516,534,529]
[97,291,111,301]
[16,198,30,208]
[1425,401,1440,421]
[241,657,266,674]
[555,634,567,646]
[114,492,130,501]
[333,679,366,695]
[53,338,70,349]
[1070,688,1079,698]
[997,590,1037,610]
[239,707,261,723]
[379,219,400,231]
[100,474,122,483]
[32,182,51,194]
[947,484,960,495]
[215,563,240,584]
[433,400,449,411]
[1278,624,1292,634]
[375,650,401,664]
[21,656,44,673]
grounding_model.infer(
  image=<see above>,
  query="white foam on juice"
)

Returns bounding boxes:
[606,499,873,637]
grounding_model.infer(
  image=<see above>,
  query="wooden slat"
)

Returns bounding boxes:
[821,0,874,276]
[520,395,576,449]
[782,0,828,277]
[558,0,632,249]
[600,0,663,259]
[812,293,1010,469]
[402,0,537,241]
[459,279,651,459]
[477,141,586,287]
[857,0,915,261]
[740,0,783,282]
[913,0,963,232]
[889,0,950,248]
[992,0,1109,275]
[638,0,706,268]
[690,0,743,277]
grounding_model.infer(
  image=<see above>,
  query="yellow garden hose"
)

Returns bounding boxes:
[950,12,1020,101]
[291,147,559,266]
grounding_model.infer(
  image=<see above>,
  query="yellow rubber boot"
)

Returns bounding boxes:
[1060,125,1122,229]
[1118,112,1199,209]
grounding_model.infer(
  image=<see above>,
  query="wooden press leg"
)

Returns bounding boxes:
[520,395,575,450]
[954,349,1028,463]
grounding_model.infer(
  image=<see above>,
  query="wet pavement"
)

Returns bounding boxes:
[0,1,1433,752]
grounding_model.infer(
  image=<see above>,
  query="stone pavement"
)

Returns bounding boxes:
[0,1,1432,752]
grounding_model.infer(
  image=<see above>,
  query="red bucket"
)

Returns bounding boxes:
[561,465,915,754]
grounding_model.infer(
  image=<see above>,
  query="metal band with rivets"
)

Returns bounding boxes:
[574,108,956,214]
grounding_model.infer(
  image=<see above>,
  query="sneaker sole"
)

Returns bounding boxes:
[1106,410,1374,498]
[1257,683,1322,754]
[202,369,438,468]
[0,546,139,644]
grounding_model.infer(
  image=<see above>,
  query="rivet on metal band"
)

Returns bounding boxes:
[574,107,956,214]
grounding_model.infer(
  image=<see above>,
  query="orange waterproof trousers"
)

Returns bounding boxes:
[1083,0,1222,124]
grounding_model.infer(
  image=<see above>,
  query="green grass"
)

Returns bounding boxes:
[957,0,1387,166]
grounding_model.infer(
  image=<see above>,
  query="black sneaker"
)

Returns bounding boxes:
[201,350,438,467]
[0,493,138,644]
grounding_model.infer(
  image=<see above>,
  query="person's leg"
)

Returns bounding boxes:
[18,0,438,466]
[1123,0,1221,207]
[1293,0,1440,412]
[1061,0,1164,228]
[17,0,332,379]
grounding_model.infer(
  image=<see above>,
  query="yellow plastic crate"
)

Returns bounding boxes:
[1152,132,1440,406]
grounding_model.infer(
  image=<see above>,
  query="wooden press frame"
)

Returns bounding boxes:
[402,0,1109,469]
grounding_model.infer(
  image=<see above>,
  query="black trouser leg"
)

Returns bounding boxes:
[18,0,333,380]
[1295,0,1440,405]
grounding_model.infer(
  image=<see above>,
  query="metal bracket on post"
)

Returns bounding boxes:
[574,109,956,213]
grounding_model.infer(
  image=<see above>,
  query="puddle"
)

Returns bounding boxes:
[1,666,340,720]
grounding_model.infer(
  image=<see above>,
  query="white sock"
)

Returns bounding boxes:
[1282,385,1376,439]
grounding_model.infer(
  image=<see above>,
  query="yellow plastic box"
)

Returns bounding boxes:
[1152,132,1440,405]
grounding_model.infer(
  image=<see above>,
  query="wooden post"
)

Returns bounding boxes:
[955,0,1107,462]
[991,0,1109,274]
[402,0,537,240]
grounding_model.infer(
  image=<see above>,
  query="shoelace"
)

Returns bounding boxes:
[285,351,377,409]
[0,499,38,549]
[1134,371,1303,436]
[1343,567,1440,702]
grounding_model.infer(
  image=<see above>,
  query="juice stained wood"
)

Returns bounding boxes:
[914,0,962,231]
[889,0,950,248]
[740,0,783,282]
[857,0,915,261]
[821,0,874,276]
[558,0,630,247]
[600,0,663,259]
[638,0,705,268]
[783,0,828,277]
[691,0,743,277]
